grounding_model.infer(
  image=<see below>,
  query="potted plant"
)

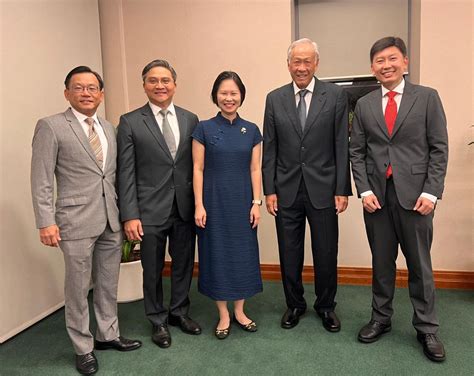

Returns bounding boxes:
[117,240,143,303]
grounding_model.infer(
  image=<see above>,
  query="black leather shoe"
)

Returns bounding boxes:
[168,314,202,335]
[417,333,446,362]
[358,320,391,343]
[75,352,98,375]
[233,314,257,332]
[318,311,341,332]
[281,308,305,329]
[95,336,142,351]
[152,324,171,348]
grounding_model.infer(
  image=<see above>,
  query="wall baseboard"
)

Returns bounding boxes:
[163,262,473,290]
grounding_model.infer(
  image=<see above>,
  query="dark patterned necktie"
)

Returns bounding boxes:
[298,89,308,130]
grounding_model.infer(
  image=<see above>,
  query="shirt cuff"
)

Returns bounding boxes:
[420,192,437,204]
[360,190,374,198]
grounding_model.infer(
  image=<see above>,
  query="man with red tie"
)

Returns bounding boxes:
[350,37,448,362]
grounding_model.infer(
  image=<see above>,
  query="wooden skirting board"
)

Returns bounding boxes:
[162,262,473,290]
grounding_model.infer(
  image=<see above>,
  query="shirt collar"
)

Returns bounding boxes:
[293,76,315,96]
[381,78,405,97]
[149,101,176,117]
[70,107,100,125]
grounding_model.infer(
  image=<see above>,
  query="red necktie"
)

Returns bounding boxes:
[384,91,397,178]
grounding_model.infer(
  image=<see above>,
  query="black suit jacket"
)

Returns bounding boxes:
[117,103,199,226]
[262,78,352,208]
[350,81,448,209]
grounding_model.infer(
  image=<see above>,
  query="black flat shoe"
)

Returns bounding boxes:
[215,323,231,340]
[152,323,171,348]
[281,307,305,329]
[75,352,98,375]
[233,314,257,332]
[358,320,391,343]
[168,314,202,335]
[318,311,341,333]
[417,333,446,362]
[95,336,142,351]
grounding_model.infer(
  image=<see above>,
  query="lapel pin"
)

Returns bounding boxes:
[241,127,247,134]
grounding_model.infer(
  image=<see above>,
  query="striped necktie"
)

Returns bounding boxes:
[85,117,103,169]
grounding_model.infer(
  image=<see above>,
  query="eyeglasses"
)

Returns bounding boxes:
[145,78,173,86]
[70,85,101,94]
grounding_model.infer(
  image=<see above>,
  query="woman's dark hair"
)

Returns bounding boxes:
[64,66,104,90]
[370,37,407,62]
[211,71,246,105]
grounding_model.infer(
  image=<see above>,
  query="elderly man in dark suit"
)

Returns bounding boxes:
[31,66,141,376]
[262,38,352,332]
[117,60,201,349]
[350,37,448,362]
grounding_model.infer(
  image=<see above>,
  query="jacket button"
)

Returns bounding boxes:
[302,163,306,167]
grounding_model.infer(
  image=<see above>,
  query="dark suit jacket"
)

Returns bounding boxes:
[117,103,198,226]
[350,81,448,210]
[262,78,352,208]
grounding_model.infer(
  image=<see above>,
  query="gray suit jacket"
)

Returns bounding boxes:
[31,108,121,240]
[262,78,352,208]
[116,103,198,226]
[350,81,449,209]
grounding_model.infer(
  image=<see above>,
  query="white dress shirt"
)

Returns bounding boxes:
[293,77,315,116]
[361,79,437,204]
[149,102,180,146]
[71,107,108,167]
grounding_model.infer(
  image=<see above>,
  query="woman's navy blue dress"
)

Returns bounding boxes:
[192,113,263,301]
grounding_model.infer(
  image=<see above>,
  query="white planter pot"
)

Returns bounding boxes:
[117,260,143,303]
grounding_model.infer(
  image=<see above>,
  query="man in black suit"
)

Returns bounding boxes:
[117,60,201,348]
[262,38,352,332]
[350,37,448,362]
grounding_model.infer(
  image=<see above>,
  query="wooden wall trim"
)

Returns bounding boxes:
[162,262,473,290]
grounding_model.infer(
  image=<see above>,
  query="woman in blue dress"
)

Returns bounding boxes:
[192,71,263,339]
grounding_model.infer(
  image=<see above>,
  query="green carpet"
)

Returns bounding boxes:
[1,280,473,376]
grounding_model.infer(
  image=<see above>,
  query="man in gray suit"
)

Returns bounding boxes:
[350,37,448,362]
[31,66,141,375]
[262,38,352,332]
[117,60,201,349]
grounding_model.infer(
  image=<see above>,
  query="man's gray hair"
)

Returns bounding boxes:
[287,38,319,61]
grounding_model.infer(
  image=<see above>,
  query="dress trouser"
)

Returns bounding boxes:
[364,178,439,334]
[140,199,196,326]
[60,224,122,355]
[275,178,338,313]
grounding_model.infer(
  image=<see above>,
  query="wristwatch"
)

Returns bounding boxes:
[252,199,263,206]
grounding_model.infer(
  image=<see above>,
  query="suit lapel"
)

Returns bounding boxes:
[303,78,327,139]
[141,104,174,160]
[65,108,103,170]
[99,117,115,172]
[174,106,188,161]
[368,89,389,139]
[280,83,302,138]
[391,81,418,138]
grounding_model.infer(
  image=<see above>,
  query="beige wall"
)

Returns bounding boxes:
[415,0,473,271]
[0,0,103,342]
[99,0,473,271]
